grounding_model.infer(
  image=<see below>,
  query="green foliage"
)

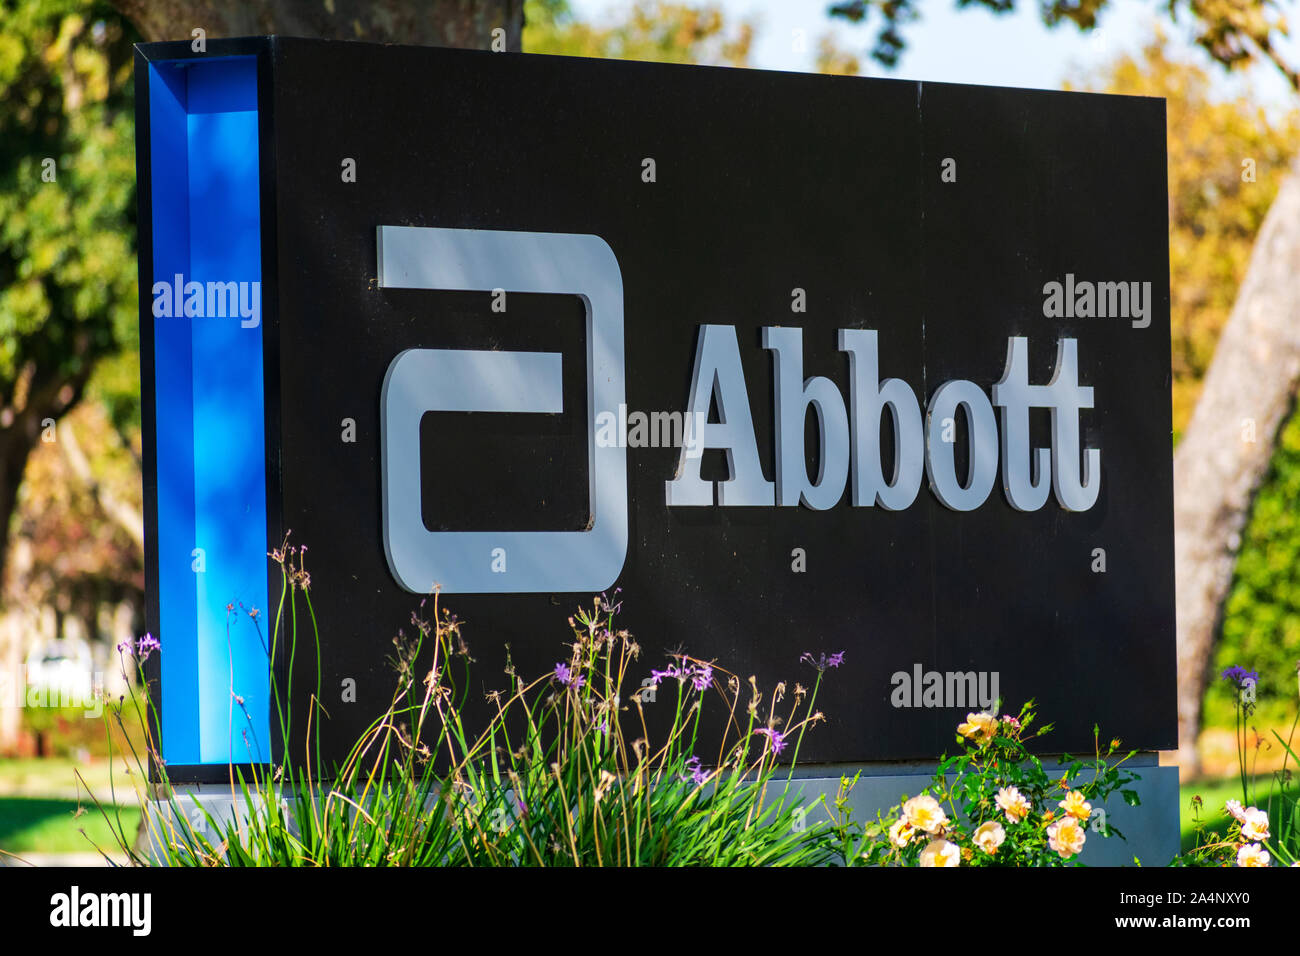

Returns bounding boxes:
[1211,413,1300,715]
[95,542,847,866]
[86,339,140,438]
[0,1,138,388]
[832,703,1142,866]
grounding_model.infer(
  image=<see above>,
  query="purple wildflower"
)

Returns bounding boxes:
[683,755,709,787]
[651,660,715,692]
[599,588,623,615]
[119,633,160,663]
[554,662,585,690]
[800,650,846,673]
[649,665,681,686]
[1221,666,1258,689]
[691,663,714,692]
[754,727,788,756]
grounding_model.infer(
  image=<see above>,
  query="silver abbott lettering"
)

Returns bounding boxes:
[664,327,1099,514]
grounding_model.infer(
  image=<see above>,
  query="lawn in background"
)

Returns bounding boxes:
[0,796,140,856]
[0,755,143,859]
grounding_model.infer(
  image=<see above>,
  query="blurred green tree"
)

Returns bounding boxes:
[1211,412,1300,719]
[0,1,138,590]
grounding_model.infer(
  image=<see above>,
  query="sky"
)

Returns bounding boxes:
[567,0,1299,111]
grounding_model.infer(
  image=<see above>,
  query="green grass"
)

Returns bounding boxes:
[0,796,141,856]
[0,757,144,858]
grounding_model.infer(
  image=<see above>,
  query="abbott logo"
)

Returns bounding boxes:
[377,226,627,594]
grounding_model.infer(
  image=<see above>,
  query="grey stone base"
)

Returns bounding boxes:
[785,753,1180,866]
[141,753,1180,866]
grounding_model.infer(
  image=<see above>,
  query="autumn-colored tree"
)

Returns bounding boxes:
[524,0,867,76]
[814,31,863,76]
[524,0,754,65]
[830,0,1297,84]
[1068,31,1300,440]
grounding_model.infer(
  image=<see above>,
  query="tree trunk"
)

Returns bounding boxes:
[0,607,24,753]
[1174,157,1300,778]
[0,360,92,594]
[112,0,525,50]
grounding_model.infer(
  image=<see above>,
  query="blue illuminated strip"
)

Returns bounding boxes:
[148,56,270,766]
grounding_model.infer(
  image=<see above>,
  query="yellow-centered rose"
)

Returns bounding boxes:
[1047,817,1086,859]
[973,820,1006,855]
[957,712,998,744]
[1241,808,1270,842]
[1236,843,1270,867]
[903,794,949,835]
[995,786,1030,824]
[918,838,961,867]
[889,818,915,848]
[1059,790,1091,821]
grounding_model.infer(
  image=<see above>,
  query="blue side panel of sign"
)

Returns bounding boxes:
[148,56,270,766]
